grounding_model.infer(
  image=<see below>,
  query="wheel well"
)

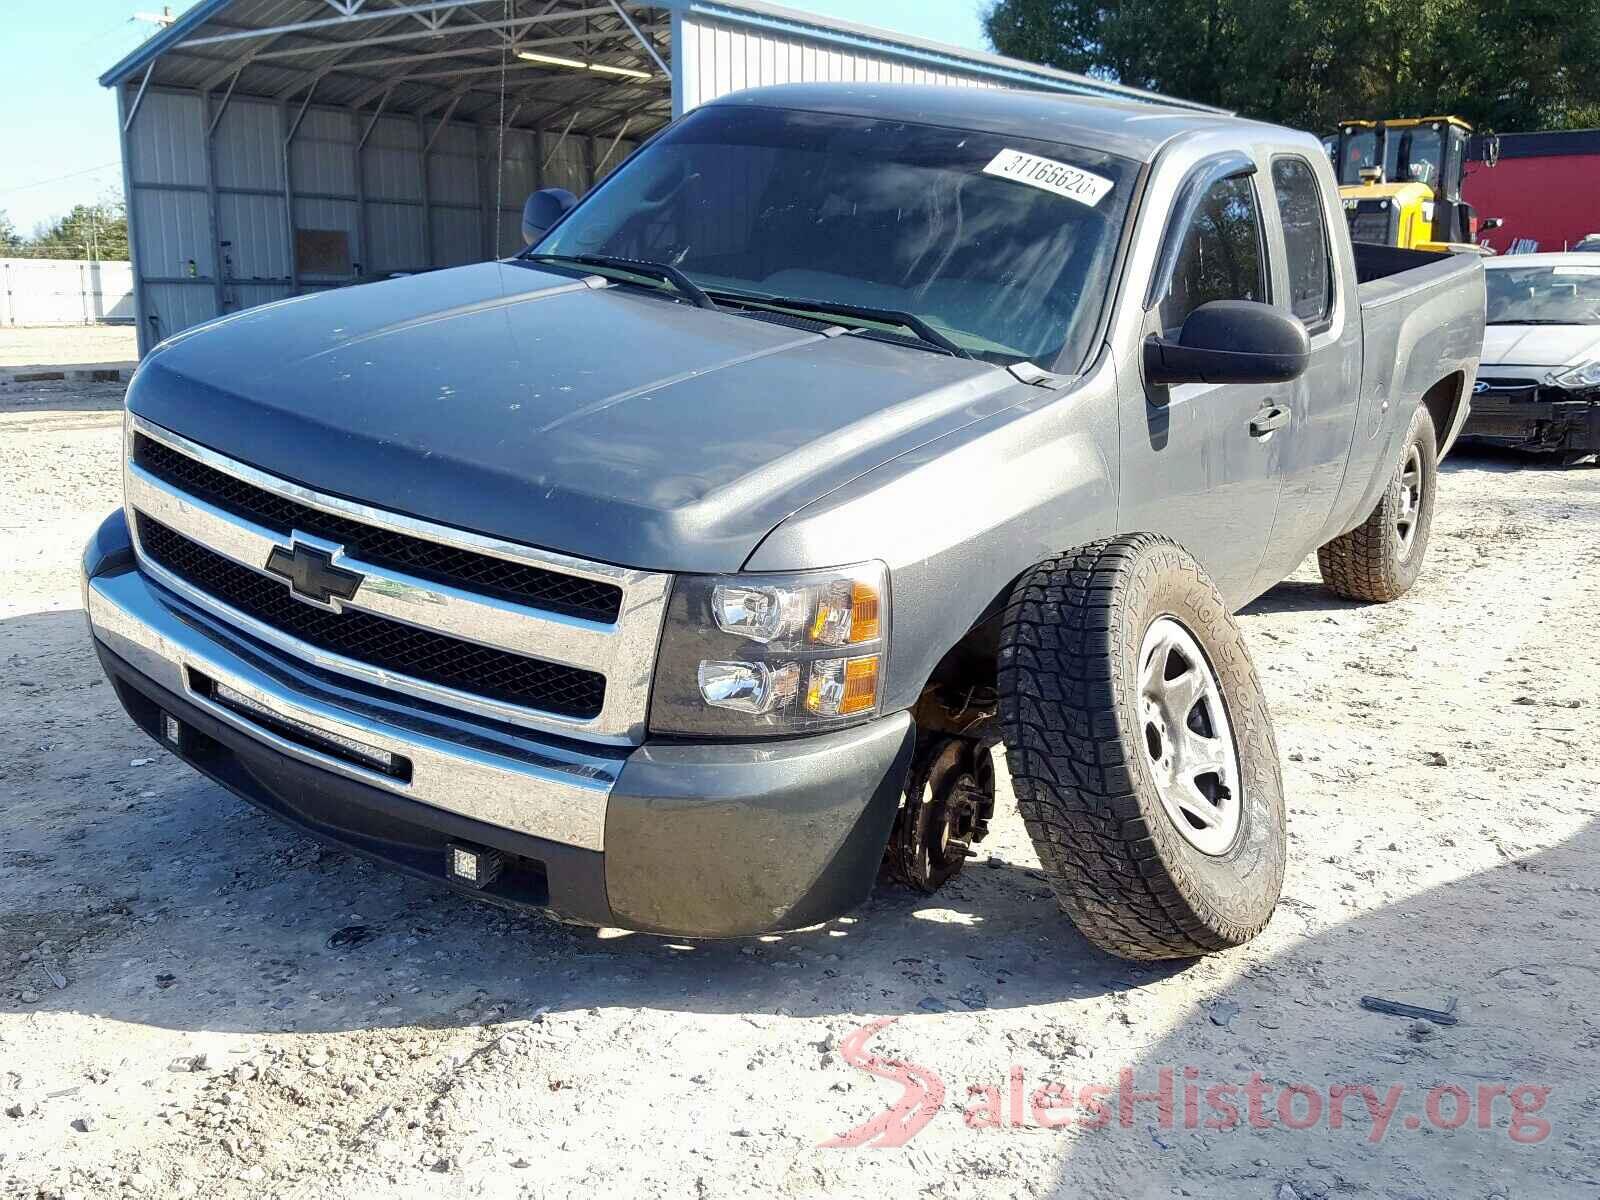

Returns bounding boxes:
[909,576,1021,739]
[1420,372,1465,450]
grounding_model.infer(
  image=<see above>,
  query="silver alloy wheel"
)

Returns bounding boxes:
[1137,617,1242,856]
[1395,444,1423,559]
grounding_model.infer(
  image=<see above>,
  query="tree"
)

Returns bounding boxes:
[983,0,1600,134]
[0,210,19,255]
[13,198,129,261]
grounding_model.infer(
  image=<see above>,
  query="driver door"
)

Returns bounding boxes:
[1118,167,1288,606]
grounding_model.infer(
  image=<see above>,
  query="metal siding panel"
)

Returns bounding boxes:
[366,202,426,274]
[143,282,216,342]
[428,146,479,207]
[133,188,213,279]
[214,100,283,191]
[128,91,207,187]
[218,192,290,280]
[363,143,423,203]
[431,210,480,267]
[290,112,356,197]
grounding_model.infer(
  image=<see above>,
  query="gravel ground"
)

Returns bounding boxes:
[0,326,137,370]
[2,358,1598,1200]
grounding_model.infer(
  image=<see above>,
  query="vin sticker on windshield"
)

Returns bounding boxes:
[982,149,1113,206]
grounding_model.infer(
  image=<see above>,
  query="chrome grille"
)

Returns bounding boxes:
[123,416,672,745]
[133,433,622,621]
[138,515,606,719]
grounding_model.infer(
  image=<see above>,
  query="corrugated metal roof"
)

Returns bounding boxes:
[101,0,1222,135]
[103,1,678,138]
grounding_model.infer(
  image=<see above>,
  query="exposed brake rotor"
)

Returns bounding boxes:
[884,735,996,893]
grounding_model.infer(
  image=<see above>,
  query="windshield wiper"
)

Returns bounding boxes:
[525,253,718,311]
[710,290,974,359]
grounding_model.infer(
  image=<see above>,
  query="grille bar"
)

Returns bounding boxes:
[134,432,622,623]
[137,514,606,720]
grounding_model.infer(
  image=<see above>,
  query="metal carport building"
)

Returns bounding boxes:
[101,0,1217,355]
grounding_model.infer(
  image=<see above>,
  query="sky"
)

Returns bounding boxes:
[0,0,990,234]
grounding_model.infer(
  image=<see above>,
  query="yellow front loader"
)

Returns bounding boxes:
[1324,117,1499,254]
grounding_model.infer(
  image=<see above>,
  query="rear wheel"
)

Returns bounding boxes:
[997,535,1286,961]
[1318,405,1437,602]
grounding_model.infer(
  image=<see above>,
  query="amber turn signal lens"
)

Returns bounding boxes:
[848,581,881,643]
[838,655,880,715]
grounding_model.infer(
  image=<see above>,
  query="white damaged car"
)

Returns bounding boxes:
[1464,252,1600,464]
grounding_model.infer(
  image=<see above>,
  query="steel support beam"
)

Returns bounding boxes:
[116,86,153,357]
[124,63,156,131]
[605,0,670,77]
[202,90,228,319]
[183,4,622,54]
[418,114,435,269]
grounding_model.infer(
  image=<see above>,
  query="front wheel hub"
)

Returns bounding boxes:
[885,737,996,893]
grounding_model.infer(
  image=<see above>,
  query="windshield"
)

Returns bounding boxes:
[528,104,1139,368]
[1485,265,1600,325]
[1387,127,1443,187]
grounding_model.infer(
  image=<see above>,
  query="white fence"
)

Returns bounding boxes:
[0,258,136,326]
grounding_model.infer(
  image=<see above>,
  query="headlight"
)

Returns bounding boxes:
[649,562,889,736]
[1547,359,1600,390]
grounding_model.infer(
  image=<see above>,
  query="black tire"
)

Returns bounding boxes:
[997,535,1286,961]
[1318,405,1437,602]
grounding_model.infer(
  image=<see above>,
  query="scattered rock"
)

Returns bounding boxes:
[1423,750,1448,767]
[154,974,177,989]
[1209,999,1241,1027]
[130,757,154,767]
[71,1115,97,1133]
[5,1099,38,1118]
[168,1054,208,1073]
[916,996,947,1013]
[326,925,377,950]
[17,991,41,1005]
[958,985,988,1010]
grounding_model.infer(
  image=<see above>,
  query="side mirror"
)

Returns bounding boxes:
[1143,300,1310,387]
[521,187,577,246]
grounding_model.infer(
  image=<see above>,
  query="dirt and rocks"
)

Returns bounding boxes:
[2,331,1598,1199]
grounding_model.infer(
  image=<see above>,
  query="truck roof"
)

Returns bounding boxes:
[708,83,1264,162]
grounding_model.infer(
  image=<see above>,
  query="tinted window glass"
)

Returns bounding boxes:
[530,105,1139,369]
[1272,158,1332,324]
[1160,175,1265,332]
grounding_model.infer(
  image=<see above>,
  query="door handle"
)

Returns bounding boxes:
[1249,403,1292,438]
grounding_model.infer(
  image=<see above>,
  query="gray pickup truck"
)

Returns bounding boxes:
[83,84,1485,961]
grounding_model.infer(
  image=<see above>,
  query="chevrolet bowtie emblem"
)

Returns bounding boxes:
[264,538,364,610]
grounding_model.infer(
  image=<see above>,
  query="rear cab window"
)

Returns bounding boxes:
[1270,156,1334,328]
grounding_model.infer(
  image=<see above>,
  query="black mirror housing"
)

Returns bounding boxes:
[1144,300,1310,387]
[521,187,578,247]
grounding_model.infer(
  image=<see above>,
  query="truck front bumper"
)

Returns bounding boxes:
[84,512,914,937]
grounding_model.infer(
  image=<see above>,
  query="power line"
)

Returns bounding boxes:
[0,162,123,198]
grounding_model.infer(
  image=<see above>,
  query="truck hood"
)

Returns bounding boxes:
[128,262,1026,573]
[1480,323,1600,372]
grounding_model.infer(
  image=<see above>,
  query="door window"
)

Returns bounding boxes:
[1271,157,1333,325]
[1159,175,1266,333]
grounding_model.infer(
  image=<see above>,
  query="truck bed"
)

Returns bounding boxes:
[1325,240,1486,538]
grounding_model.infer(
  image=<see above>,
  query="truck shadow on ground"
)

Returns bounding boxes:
[2,608,1182,1036]
[1046,812,1600,1197]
